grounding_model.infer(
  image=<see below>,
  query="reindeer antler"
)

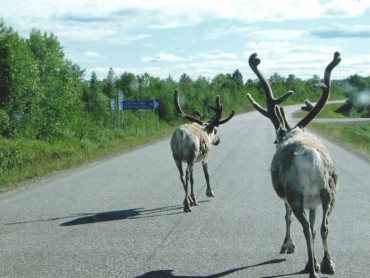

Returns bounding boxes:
[295,52,341,128]
[206,96,235,131]
[174,89,235,130]
[174,89,203,125]
[301,100,314,112]
[247,53,294,130]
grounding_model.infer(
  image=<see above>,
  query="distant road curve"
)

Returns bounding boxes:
[291,99,370,123]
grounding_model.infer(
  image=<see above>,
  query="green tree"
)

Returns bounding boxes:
[26,29,88,140]
[0,21,42,138]
[69,61,86,80]
[28,29,64,83]
[83,77,109,127]
[103,67,116,99]
[90,71,98,85]
[116,72,139,99]
[232,69,244,87]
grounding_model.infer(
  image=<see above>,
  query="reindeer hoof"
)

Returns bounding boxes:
[183,206,192,212]
[304,260,320,273]
[321,256,335,275]
[280,239,295,254]
[190,196,198,206]
[280,247,295,254]
[206,189,215,197]
[183,198,192,212]
[305,269,320,278]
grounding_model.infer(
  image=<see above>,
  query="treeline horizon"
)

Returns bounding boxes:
[1,19,370,143]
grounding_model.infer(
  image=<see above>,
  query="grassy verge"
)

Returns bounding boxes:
[0,124,175,190]
[309,122,370,159]
[293,102,370,160]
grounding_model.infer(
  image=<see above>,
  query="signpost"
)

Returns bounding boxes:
[121,100,160,134]
[109,99,115,129]
[117,91,124,129]
[109,95,160,134]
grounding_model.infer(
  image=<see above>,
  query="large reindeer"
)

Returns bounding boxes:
[170,89,234,212]
[247,52,341,278]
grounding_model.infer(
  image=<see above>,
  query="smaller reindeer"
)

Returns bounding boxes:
[247,52,341,278]
[170,89,234,212]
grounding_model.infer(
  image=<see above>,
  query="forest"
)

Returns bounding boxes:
[1,19,370,186]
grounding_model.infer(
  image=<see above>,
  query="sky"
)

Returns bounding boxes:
[1,0,370,81]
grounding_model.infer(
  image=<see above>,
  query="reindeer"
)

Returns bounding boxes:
[170,89,234,212]
[247,52,341,278]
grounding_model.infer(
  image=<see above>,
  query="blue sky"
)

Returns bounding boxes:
[1,0,370,81]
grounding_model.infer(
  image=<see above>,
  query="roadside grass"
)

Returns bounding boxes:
[0,124,175,190]
[309,122,370,159]
[293,102,370,159]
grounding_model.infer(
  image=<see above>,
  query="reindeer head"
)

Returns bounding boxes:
[173,89,235,145]
[247,52,341,144]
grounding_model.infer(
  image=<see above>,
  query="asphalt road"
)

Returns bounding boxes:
[1,107,370,278]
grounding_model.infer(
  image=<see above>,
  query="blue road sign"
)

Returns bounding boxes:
[122,100,160,110]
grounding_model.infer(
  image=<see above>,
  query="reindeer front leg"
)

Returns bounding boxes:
[202,160,215,197]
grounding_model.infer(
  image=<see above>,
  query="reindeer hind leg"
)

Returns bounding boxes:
[308,208,320,272]
[319,189,335,275]
[183,163,193,212]
[280,202,296,254]
[174,159,186,191]
[175,159,191,212]
[288,192,319,278]
[189,166,197,206]
[202,160,215,197]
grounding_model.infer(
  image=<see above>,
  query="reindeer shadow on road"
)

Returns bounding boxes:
[59,203,189,226]
[135,259,287,278]
[4,202,195,226]
[59,200,211,226]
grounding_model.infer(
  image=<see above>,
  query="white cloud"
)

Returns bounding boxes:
[322,0,370,17]
[241,41,344,79]
[84,51,99,57]
[142,52,186,63]
[195,51,239,60]
[1,0,369,81]
[3,0,369,35]
[311,23,370,38]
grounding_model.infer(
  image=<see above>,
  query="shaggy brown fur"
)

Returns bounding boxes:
[271,128,338,201]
